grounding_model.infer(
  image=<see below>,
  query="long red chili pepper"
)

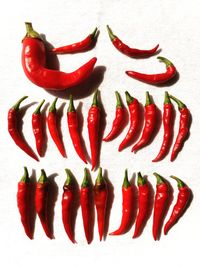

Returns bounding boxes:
[126,57,176,84]
[152,172,169,241]
[169,95,190,161]
[87,90,100,170]
[94,167,108,241]
[47,98,66,157]
[8,96,39,161]
[52,27,98,54]
[133,172,150,238]
[118,91,140,151]
[107,25,159,58]
[32,99,45,157]
[67,95,87,164]
[103,91,124,142]
[22,22,97,91]
[131,92,157,153]
[152,92,174,162]
[110,170,134,235]
[164,176,191,235]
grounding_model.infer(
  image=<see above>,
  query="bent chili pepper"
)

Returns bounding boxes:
[126,57,176,85]
[67,95,87,164]
[22,22,97,91]
[118,91,140,151]
[164,176,191,235]
[107,25,159,58]
[8,96,39,161]
[132,92,157,153]
[94,167,108,241]
[169,95,190,161]
[52,27,98,54]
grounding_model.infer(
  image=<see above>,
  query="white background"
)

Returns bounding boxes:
[0,0,200,266]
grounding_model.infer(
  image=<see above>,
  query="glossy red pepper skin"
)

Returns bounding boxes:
[22,23,97,91]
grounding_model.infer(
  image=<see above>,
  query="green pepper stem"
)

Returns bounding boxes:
[157,56,174,67]
[137,172,146,186]
[90,27,98,39]
[64,169,73,186]
[170,175,185,188]
[145,91,152,106]
[12,96,28,110]
[115,91,123,108]
[169,94,186,110]
[92,90,99,107]
[123,169,130,188]
[34,99,45,114]
[67,95,75,112]
[38,169,48,184]
[49,97,58,112]
[153,172,165,185]
[125,91,134,105]
[20,167,30,183]
[25,22,41,39]
[82,168,90,188]
[96,167,103,185]
[106,25,117,41]
[164,91,171,105]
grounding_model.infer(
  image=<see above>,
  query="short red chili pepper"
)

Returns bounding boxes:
[47,98,66,157]
[94,167,108,241]
[32,99,45,157]
[152,92,174,162]
[107,25,159,58]
[152,172,169,241]
[164,176,191,235]
[132,92,157,153]
[8,96,39,161]
[67,95,87,164]
[22,22,97,91]
[52,27,98,54]
[169,95,190,161]
[103,91,124,142]
[118,91,140,151]
[126,57,177,85]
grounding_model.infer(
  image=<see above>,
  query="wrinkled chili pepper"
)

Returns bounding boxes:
[132,92,157,153]
[94,167,108,241]
[126,57,176,84]
[22,22,97,91]
[164,176,191,235]
[67,95,87,164]
[118,91,140,151]
[107,25,159,58]
[8,96,39,161]
[169,95,190,161]
[47,98,66,157]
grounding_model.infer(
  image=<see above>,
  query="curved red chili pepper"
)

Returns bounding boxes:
[107,25,159,58]
[8,96,39,161]
[22,22,97,91]
[131,92,157,153]
[126,57,176,84]
[118,91,140,151]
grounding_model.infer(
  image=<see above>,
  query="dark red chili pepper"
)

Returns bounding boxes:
[164,176,191,235]
[107,25,159,58]
[32,99,45,157]
[47,98,66,157]
[152,92,174,162]
[126,57,176,84]
[22,22,97,91]
[169,95,190,161]
[118,91,140,151]
[94,167,108,241]
[152,173,169,241]
[67,95,87,164]
[8,96,39,161]
[131,92,157,153]
[52,27,98,54]
[103,91,124,142]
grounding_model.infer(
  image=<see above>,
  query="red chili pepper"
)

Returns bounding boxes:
[8,96,39,161]
[133,172,150,238]
[103,91,124,142]
[87,90,100,170]
[164,176,191,235]
[152,92,174,162]
[22,22,97,91]
[169,95,190,161]
[52,27,98,54]
[47,98,66,157]
[67,95,87,164]
[126,57,176,84]
[32,99,45,157]
[94,167,108,241]
[152,173,169,241]
[110,170,134,235]
[131,92,157,153]
[118,91,140,151]
[107,25,159,58]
